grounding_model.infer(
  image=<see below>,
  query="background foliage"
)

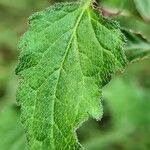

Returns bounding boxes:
[0,0,149,149]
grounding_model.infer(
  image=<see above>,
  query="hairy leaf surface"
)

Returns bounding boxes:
[16,1,127,149]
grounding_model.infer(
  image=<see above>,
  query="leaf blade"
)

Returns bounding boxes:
[16,2,127,150]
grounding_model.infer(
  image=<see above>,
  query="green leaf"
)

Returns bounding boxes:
[0,105,27,150]
[115,15,150,40]
[134,0,150,22]
[16,1,127,149]
[122,29,150,62]
[101,0,136,14]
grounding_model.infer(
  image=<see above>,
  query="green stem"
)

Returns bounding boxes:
[81,0,94,7]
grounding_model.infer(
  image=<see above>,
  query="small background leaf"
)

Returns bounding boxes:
[122,29,150,62]
[134,0,150,22]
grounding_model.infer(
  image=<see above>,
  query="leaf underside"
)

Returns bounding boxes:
[16,2,127,150]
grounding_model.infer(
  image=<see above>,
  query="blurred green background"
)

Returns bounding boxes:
[0,0,150,150]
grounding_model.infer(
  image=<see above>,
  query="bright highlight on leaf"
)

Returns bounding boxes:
[16,1,127,149]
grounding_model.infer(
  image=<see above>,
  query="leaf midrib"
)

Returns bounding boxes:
[48,4,90,149]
